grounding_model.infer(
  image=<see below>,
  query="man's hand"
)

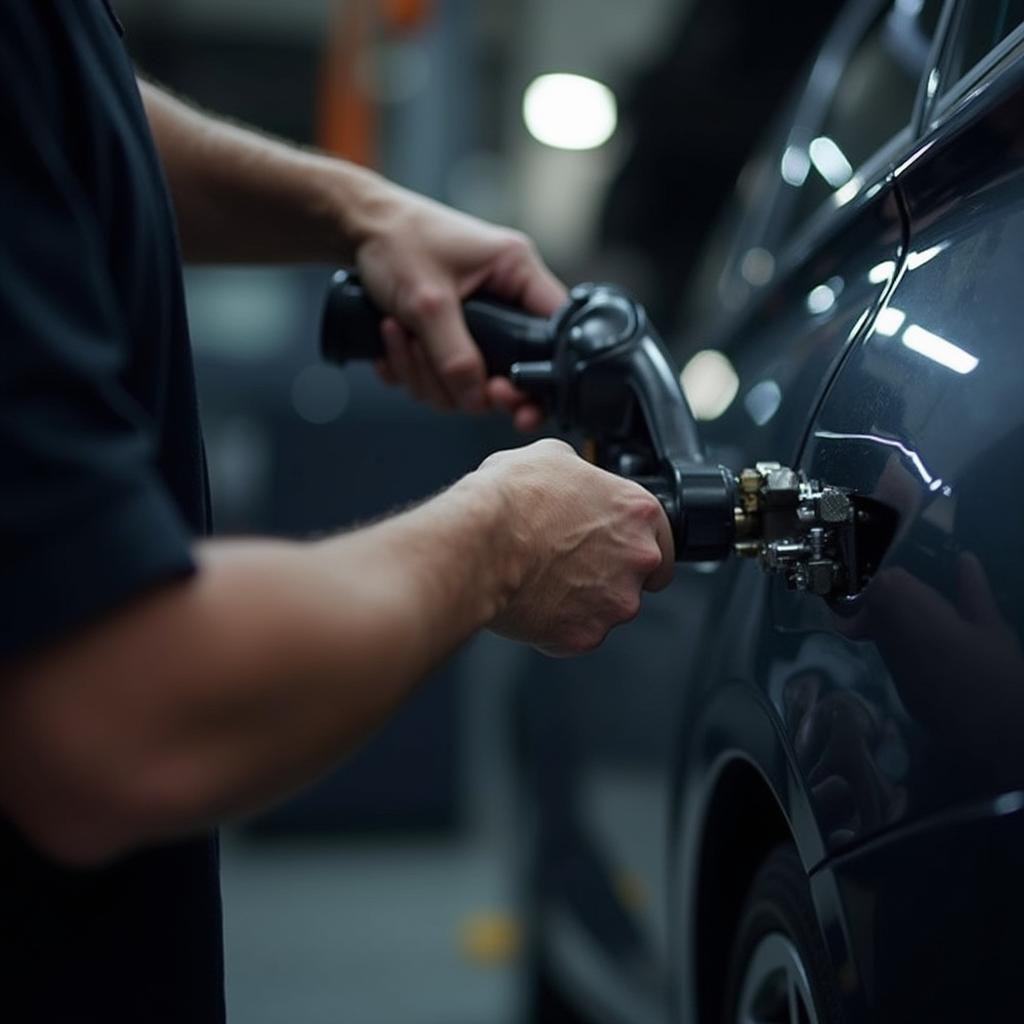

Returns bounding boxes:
[350,182,565,428]
[472,439,674,656]
[140,82,564,429]
[0,438,671,863]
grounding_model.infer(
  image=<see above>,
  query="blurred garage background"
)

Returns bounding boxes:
[111,2,837,1021]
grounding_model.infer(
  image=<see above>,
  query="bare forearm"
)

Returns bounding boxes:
[1,439,672,865]
[0,478,512,863]
[140,80,384,263]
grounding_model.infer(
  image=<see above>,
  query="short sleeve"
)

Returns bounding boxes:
[0,10,196,663]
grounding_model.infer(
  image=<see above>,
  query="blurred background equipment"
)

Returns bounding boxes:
[112,1,841,1021]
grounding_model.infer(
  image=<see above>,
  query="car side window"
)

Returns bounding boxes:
[785,0,943,235]
[941,0,1024,92]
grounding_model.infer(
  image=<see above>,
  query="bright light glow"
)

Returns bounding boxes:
[809,136,853,187]
[902,324,978,374]
[906,243,948,270]
[680,350,739,421]
[994,792,1024,816]
[522,73,617,151]
[874,307,907,337]
[896,139,936,177]
[834,176,862,207]
[807,283,837,315]
[781,146,811,187]
[868,260,896,284]
[815,430,936,485]
[744,380,782,426]
[740,247,775,286]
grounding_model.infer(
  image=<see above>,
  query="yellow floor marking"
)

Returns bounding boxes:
[459,910,522,966]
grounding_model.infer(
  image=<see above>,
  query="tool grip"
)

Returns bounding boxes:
[321,269,553,376]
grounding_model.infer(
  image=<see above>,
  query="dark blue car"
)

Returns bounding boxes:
[522,2,1024,1021]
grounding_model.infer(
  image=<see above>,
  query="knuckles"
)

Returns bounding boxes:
[627,485,665,523]
[532,437,575,459]
[612,590,642,624]
[404,284,448,322]
[632,543,664,578]
[439,351,485,387]
[563,624,605,655]
[499,230,535,263]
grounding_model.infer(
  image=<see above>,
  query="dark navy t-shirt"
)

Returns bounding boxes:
[0,2,224,1020]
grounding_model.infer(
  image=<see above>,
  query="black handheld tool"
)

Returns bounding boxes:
[321,270,736,562]
[321,271,880,595]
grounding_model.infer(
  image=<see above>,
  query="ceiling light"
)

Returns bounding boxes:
[902,324,978,374]
[809,136,853,188]
[680,350,739,421]
[874,307,906,337]
[522,73,617,151]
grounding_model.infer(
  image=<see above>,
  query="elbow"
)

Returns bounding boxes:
[12,811,133,870]
[1,754,213,869]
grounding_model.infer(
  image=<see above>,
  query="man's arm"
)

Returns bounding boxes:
[0,442,672,868]
[141,81,561,423]
[139,81,365,266]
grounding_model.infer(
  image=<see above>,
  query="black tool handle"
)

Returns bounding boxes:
[321,269,554,376]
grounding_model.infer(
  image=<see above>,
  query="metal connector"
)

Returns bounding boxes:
[732,463,859,597]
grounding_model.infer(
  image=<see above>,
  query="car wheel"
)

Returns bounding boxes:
[525,955,598,1024]
[722,843,841,1024]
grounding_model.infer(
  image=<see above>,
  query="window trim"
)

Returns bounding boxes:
[750,0,943,290]
[911,0,961,134]
[711,0,893,303]
[692,0,953,340]
[929,5,1024,128]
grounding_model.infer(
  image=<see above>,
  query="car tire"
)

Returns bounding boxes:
[721,843,842,1024]
[525,955,599,1024]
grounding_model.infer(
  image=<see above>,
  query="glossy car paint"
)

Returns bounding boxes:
[527,2,1024,1022]
[673,7,1024,1024]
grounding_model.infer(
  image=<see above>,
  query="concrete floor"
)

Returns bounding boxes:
[221,833,521,1024]
[221,634,530,1024]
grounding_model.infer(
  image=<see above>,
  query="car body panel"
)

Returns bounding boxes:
[793,36,1024,851]
[812,791,1024,1021]
[529,3,1024,1022]
[674,32,1024,1024]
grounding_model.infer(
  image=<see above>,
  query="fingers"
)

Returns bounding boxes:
[643,500,675,592]
[518,263,568,317]
[409,336,455,410]
[374,358,397,387]
[381,318,455,411]
[485,376,523,413]
[485,377,544,433]
[401,287,487,412]
[481,232,568,317]
[513,405,545,433]
[382,325,545,425]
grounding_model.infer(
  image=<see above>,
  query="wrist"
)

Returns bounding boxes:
[311,157,399,261]
[447,472,526,626]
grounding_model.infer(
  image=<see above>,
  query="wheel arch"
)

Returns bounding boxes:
[692,757,790,1023]
[670,681,830,1023]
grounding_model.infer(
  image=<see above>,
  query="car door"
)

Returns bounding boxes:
[684,0,946,851]
[520,5,938,1022]
[666,0,944,866]
[536,2,947,1021]
[668,5,957,1022]
[784,0,1024,854]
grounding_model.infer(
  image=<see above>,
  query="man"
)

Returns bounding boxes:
[0,3,672,1021]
